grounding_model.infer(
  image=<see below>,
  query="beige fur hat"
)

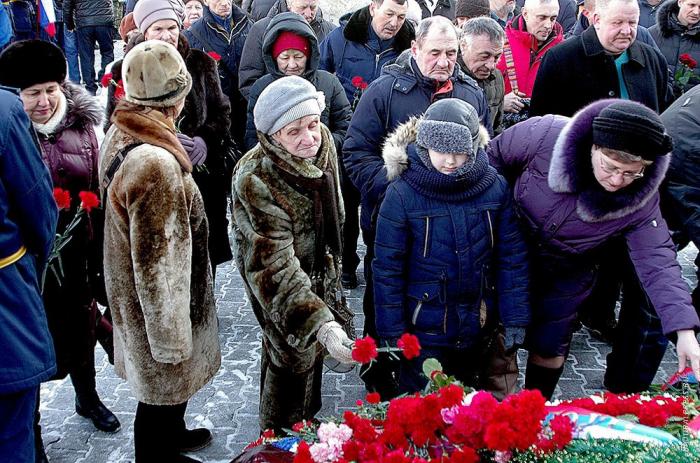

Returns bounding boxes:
[122,40,192,108]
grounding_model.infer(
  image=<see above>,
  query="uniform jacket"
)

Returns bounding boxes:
[99,106,221,405]
[185,4,251,145]
[416,0,455,20]
[487,100,700,339]
[319,5,415,102]
[343,51,492,233]
[35,82,105,377]
[106,33,234,266]
[0,88,58,393]
[244,13,351,153]
[373,117,529,349]
[63,0,113,29]
[238,0,336,99]
[496,15,563,97]
[530,26,673,117]
[649,0,700,87]
[232,125,342,373]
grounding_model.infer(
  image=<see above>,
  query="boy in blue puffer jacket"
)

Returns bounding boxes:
[373,98,530,394]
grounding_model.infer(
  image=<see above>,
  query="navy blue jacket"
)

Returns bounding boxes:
[343,51,492,233]
[319,5,415,102]
[373,123,529,348]
[0,88,58,393]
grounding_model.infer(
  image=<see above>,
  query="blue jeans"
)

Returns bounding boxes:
[61,25,81,84]
[76,25,114,94]
[0,387,38,463]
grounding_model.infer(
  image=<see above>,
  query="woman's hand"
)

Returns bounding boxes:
[675,329,700,379]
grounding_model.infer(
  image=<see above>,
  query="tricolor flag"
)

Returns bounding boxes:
[38,0,57,38]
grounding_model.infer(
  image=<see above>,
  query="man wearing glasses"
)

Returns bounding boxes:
[487,99,700,399]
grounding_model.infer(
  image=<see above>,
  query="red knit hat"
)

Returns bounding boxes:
[271,31,310,59]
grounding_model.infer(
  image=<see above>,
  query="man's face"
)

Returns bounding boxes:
[522,1,560,42]
[593,0,639,54]
[287,0,318,23]
[272,115,322,159]
[207,0,232,18]
[144,19,180,46]
[20,82,61,124]
[412,26,459,82]
[369,0,408,40]
[184,0,203,28]
[460,34,503,80]
[678,0,700,27]
[490,0,516,14]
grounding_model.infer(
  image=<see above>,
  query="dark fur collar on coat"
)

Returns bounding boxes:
[383,116,490,181]
[62,81,103,128]
[656,0,700,37]
[548,99,670,223]
[343,5,414,51]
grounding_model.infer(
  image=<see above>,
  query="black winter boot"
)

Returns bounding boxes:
[524,361,565,400]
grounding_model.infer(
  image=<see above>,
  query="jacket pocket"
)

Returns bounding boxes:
[406,281,447,335]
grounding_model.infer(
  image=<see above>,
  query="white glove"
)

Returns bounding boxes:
[317,321,355,364]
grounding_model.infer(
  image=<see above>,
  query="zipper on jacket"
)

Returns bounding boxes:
[486,210,494,249]
[412,296,427,325]
[423,217,430,257]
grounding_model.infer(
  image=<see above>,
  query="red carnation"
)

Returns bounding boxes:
[53,188,71,210]
[351,75,368,90]
[366,392,381,404]
[680,53,698,69]
[352,336,378,363]
[450,448,479,463]
[208,51,222,61]
[101,72,113,88]
[293,440,313,463]
[79,191,100,213]
[397,333,421,360]
[114,80,125,100]
[638,402,670,427]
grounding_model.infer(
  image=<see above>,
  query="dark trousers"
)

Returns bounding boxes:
[399,345,478,394]
[341,178,361,275]
[0,387,37,463]
[134,401,188,462]
[76,25,114,94]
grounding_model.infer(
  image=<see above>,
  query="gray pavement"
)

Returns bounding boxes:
[38,237,699,463]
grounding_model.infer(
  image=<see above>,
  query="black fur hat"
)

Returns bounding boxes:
[0,40,67,90]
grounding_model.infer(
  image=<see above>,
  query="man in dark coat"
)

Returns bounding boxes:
[639,0,663,27]
[63,0,114,95]
[0,87,58,463]
[570,0,660,50]
[185,0,251,147]
[530,0,673,117]
[516,0,577,33]
[416,0,456,20]
[238,0,335,99]
[649,0,700,92]
[344,15,490,398]
[661,85,700,317]
[319,0,415,102]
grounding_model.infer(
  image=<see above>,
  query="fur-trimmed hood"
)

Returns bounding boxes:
[655,0,700,37]
[548,99,671,222]
[34,82,102,135]
[383,116,490,181]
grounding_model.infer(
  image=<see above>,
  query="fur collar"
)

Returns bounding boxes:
[34,82,102,135]
[111,101,192,173]
[548,99,670,222]
[383,116,490,181]
[343,5,414,51]
[656,0,700,37]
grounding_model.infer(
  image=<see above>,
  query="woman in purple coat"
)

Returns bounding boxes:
[487,99,700,399]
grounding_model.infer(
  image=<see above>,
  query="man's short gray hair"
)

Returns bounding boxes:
[596,0,637,15]
[372,0,408,5]
[522,0,558,9]
[460,17,505,47]
[415,16,458,46]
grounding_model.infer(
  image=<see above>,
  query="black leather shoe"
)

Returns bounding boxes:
[177,428,212,452]
[75,398,121,433]
[341,272,358,289]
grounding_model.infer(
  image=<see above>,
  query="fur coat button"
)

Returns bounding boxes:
[287,334,299,347]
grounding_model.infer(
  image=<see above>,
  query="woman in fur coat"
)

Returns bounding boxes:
[0,39,120,460]
[99,41,221,463]
[487,99,700,400]
[105,0,235,273]
[233,76,355,432]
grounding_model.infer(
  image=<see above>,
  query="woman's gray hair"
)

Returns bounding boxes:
[459,17,505,47]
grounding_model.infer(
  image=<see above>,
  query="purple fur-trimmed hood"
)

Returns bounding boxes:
[547,99,671,223]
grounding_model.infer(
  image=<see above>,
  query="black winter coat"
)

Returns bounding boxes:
[63,0,113,29]
[649,0,700,90]
[238,0,336,99]
[530,27,673,117]
[245,13,350,153]
[416,0,455,20]
[105,34,234,266]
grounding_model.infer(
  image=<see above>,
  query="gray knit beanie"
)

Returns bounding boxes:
[455,0,491,19]
[416,99,481,155]
[134,0,185,33]
[254,76,326,135]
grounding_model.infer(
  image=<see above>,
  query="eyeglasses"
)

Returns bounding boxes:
[598,153,645,180]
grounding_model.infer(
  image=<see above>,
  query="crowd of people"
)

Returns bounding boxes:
[1,0,700,462]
